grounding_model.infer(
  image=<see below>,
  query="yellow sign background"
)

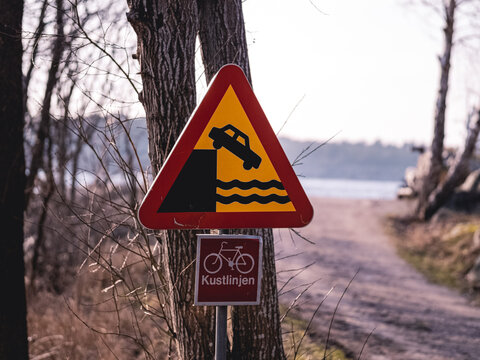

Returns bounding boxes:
[194,86,295,212]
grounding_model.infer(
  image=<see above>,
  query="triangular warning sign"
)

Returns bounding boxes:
[138,64,313,229]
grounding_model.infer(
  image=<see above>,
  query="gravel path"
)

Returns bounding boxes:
[275,198,480,360]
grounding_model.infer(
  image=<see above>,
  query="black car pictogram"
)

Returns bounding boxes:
[208,124,262,170]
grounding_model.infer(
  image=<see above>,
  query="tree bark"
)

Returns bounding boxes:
[126,1,215,358]
[198,1,286,358]
[416,0,456,219]
[197,0,251,83]
[424,109,480,220]
[0,0,29,358]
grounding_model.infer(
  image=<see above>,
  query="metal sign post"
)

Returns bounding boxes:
[215,229,228,360]
[216,229,227,360]
[215,305,227,360]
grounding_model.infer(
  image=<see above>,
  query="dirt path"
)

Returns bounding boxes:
[275,198,480,360]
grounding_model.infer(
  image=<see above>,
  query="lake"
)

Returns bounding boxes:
[300,178,402,200]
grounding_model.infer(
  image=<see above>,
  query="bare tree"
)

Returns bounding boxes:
[0,0,29,358]
[416,0,457,219]
[23,0,48,112]
[25,0,66,208]
[21,0,188,357]
[126,1,216,358]
[412,0,480,219]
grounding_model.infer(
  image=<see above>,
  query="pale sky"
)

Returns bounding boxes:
[239,0,479,147]
[39,0,477,148]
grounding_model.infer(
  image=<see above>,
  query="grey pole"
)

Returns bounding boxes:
[215,305,228,360]
[215,228,228,360]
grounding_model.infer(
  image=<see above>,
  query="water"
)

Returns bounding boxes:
[300,177,402,200]
[77,169,401,201]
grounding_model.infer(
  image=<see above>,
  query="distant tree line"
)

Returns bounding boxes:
[281,138,419,181]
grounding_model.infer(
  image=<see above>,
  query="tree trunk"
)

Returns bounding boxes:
[0,0,29,358]
[23,0,49,113]
[30,136,55,293]
[25,0,65,208]
[126,1,215,358]
[424,109,480,220]
[57,81,75,199]
[416,0,456,219]
[198,1,286,358]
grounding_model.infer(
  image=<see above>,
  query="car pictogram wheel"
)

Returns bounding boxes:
[243,162,253,170]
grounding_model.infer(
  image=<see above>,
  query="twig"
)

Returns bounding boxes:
[280,280,321,322]
[276,94,306,136]
[357,327,376,360]
[324,270,360,359]
[292,131,341,167]
[290,228,315,245]
[293,287,334,359]
[278,266,318,295]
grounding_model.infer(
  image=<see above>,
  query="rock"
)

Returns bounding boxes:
[411,152,431,193]
[430,207,456,224]
[473,229,480,250]
[450,191,480,213]
[397,186,414,199]
[444,223,478,239]
[459,169,480,193]
[404,166,418,189]
[466,256,480,287]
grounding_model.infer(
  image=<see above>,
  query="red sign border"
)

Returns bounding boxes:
[138,64,313,229]
[194,234,263,306]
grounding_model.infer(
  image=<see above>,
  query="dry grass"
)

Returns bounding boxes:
[27,253,172,360]
[25,178,177,359]
[28,274,353,360]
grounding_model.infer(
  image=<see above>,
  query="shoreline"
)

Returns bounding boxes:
[300,177,403,201]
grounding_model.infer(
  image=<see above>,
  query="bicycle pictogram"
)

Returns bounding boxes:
[203,241,255,274]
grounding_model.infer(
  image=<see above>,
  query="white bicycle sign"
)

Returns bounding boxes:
[203,241,255,274]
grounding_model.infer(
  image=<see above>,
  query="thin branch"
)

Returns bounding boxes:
[357,327,376,360]
[276,94,306,136]
[292,131,341,167]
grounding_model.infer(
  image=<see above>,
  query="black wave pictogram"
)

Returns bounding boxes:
[216,179,284,190]
[216,194,291,204]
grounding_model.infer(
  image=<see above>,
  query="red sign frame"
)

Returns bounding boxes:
[194,234,262,306]
[138,64,313,229]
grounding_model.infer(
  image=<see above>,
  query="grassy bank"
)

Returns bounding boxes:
[386,210,480,300]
